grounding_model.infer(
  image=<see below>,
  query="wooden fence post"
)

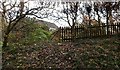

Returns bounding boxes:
[59,23,120,42]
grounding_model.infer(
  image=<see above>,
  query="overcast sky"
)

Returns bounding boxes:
[0,0,119,27]
[32,2,107,27]
[28,1,115,27]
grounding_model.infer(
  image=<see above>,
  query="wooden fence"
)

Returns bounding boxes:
[60,23,120,42]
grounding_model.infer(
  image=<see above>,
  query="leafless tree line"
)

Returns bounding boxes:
[0,0,120,47]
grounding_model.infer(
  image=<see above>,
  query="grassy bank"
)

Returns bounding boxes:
[2,36,120,69]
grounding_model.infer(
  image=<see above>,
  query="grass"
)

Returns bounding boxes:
[2,36,120,69]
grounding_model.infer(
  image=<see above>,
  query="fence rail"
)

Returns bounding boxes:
[60,23,120,42]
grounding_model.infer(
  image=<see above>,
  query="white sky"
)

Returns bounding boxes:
[34,2,107,27]
[0,0,119,27]
[28,1,70,27]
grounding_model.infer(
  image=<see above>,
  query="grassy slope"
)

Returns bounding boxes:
[2,35,120,68]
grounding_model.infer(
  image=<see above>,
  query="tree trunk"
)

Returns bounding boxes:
[71,26,75,42]
[106,11,109,36]
[2,35,8,47]
[2,29,10,47]
[97,11,100,26]
[88,14,91,26]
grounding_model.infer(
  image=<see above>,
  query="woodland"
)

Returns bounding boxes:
[0,0,120,69]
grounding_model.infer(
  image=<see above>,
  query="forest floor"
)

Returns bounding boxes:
[2,35,120,69]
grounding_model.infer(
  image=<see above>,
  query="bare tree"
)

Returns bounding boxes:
[93,2,101,26]
[49,2,82,28]
[85,3,92,26]
[62,2,80,28]
[0,0,52,47]
[100,2,120,35]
